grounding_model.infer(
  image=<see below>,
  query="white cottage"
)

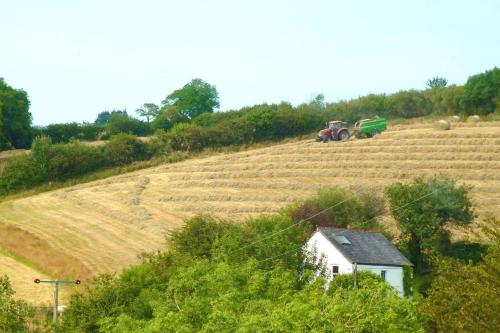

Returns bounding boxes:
[306,227,412,295]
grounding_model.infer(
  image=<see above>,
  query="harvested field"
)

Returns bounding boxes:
[0,120,499,304]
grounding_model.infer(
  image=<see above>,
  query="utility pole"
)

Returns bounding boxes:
[34,278,81,322]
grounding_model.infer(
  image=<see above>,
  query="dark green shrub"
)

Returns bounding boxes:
[166,123,205,151]
[108,113,152,136]
[0,154,39,194]
[45,141,107,180]
[460,67,500,115]
[0,276,35,333]
[105,134,151,166]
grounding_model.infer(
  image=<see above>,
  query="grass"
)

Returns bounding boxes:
[0,134,313,203]
[0,223,93,280]
[0,119,499,304]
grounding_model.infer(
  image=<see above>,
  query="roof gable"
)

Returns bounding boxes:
[317,228,413,266]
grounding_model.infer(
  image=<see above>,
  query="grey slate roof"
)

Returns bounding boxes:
[318,227,413,266]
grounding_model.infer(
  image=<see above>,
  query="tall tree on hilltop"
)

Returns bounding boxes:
[135,103,160,123]
[460,67,500,115]
[426,77,448,89]
[0,78,32,150]
[162,79,219,119]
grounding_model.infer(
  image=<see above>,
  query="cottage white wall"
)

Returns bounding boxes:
[306,231,405,295]
[306,231,352,279]
[357,265,404,295]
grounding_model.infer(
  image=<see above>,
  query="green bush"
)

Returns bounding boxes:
[0,154,39,194]
[166,123,205,151]
[108,113,151,136]
[460,67,500,115]
[0,275,35,333]
[46,141,107,180]
[105,134,152,166]
[60,213,424,333]
[286,187,382,230]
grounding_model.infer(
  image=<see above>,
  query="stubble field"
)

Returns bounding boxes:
[0,120,499,304]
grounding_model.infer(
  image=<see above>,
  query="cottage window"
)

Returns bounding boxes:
[332,265,339,278]
[381,270,386,281]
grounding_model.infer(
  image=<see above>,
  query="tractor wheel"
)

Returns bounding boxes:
[339,131,349,141]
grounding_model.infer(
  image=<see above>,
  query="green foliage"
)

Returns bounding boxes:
[105,134,152,166]
[0,153,39,195]
[0,78,32,150]
[0,135,154,195]
[162,78,219,119]
[422,217,500,332]
[423,84,463,115]
[135,103,160,123]
[287,187,385,230]
[108,113,151,136]
[168,215,231,259]
[402,266,413,297]
[387,90,433,118]
[151,105,189,132]
[60,212,424,333]
[94,110,128,125]
[41,123,104,143]
[0,275,35,333]
[460,67,500,115]
[426,77,448,89]
[385,177,474,273]
[165,122,204,151]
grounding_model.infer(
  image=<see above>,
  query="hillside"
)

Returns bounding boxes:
[1,120,499,304]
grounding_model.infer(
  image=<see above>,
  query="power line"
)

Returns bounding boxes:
[249,189,438,265]
[233,195,356,253]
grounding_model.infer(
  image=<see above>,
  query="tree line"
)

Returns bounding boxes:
[1,179,497,332]
[1,68,499,152]
[1,68,499,196]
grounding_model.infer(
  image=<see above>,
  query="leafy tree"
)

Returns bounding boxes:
[135,103,159,123]
[242,104,277,141]
[0,275,35,332]
[426,77,448,89]
[108,113,151,136]
[286,187,384,230]
[95,110,128,125]
[61,213,424,333]
[385,178,474,273]
[151,105,189,132]
[105,134,152,166]
[162,78,219,119]
[460,67,500,115]
[165,122,204,151]
[41,123,103,143]
[422,217,500,333]
[387,90,433,118]
[0,78,32,150]
[424,84,463,115]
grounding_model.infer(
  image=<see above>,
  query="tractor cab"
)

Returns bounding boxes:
[316,120,350,142]
[328,120,345,131]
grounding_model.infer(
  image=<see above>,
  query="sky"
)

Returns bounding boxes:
[1,0,499,125]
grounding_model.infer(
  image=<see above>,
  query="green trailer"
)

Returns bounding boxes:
[353,117,387,138]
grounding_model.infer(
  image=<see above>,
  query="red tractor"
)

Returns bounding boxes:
[316,120,350,142]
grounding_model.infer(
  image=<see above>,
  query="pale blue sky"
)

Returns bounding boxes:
[1,0,499,125]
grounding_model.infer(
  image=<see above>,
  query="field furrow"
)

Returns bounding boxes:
[0,121,499,304]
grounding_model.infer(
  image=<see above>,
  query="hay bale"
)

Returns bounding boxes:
[450,115,461,122]
[436,120,451,130]
[467,115,481,122]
